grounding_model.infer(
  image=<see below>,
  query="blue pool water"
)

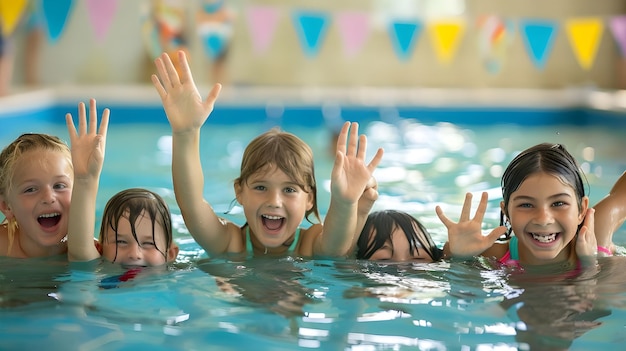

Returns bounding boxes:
[1,91,626,350]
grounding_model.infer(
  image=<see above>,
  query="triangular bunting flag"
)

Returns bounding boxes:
[389,20,423,61]
[292,10,330,58]
[476,15,515,74]
[609,15,626,57]
[0,0,28,36]
[519,19,558,70]
[428,19,466,64]
[565,17,603,70]
[85,0,117,43]
[41,0,74,43]
[245,5,280,55]
[336,11,370,58]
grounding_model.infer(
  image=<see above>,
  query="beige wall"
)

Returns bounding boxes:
[9,0,626,89]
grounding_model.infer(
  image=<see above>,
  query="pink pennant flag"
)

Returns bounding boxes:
[246,5,280,55]
[609,15,626,57]
[336,11,370,58]
[85,0,117,42]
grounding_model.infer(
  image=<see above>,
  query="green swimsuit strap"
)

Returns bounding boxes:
[509,236,519,261]
[245,225,300,249]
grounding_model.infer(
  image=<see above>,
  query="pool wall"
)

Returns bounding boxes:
[1,87,626,130]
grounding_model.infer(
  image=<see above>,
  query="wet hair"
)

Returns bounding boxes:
[0,133,72,199]
[234,127,320,224]
[0,133,72,251]
[499,143,587,238]
[99,188,172,262]
[357,210,443,261]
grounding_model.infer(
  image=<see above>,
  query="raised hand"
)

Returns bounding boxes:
[65,98,109,262]
[151,50,222,133]
[436,192,506,258]
[65,99,110,180]
[331,122,384,205]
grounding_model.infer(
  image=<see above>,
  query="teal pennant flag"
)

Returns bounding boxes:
[292,10,330,58]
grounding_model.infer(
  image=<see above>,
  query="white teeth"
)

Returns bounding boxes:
[531,233,557,243]
[39,213,60,218]
[263,215,283,220]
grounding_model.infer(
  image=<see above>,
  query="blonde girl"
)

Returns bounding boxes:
[0,133,73,258]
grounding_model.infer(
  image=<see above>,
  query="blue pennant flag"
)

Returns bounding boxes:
[41,0,74,43]
[520,19,558,70]
[389,20,423,61]
[292,10,330,58]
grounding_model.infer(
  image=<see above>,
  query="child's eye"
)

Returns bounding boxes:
[116,240,128,245]
[54,183,68,190]
[253,185,266,191]
[552,201,566,207]
[284,187,297,194]
[23,187,36,194]
[518,203,533,208]
[142,242,156,247]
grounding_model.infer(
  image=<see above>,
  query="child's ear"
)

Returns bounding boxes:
[0,197,14,220]
[578,196,590,224]
[234,182,243,204]
[167,242,179,262]
[307,192,314,212]
[499,201,506,217]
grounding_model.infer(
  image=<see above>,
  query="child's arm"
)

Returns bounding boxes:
[436,192,507,259]
[152,50,234,255]
[313,122,384,257]
[593,171,626,255]
[351,176,378,252]
[66,99,109,262]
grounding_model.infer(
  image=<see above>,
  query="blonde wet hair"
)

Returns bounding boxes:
[234,127,320,224]
[0,133,72,252]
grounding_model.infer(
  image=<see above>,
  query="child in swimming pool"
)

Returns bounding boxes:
[66,99,179,266]
[356,209,443,262]
[0,133,73,258]
[435,143,614,270]
[151,50,383,257]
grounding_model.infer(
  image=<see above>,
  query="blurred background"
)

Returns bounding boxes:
[2,0,626,94]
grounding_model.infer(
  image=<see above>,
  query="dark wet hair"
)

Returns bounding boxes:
[357,210,443,261]
[499,143,587,238]
[99,188,172,262]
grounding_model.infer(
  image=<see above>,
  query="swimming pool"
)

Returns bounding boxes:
[1,87,626,350]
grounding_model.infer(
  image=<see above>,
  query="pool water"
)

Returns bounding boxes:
[1,105,626,350]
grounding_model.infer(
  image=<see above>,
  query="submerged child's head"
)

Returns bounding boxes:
[357,210,443,262]
[0,133,73,256]
[500,143,588,264]
[233,128,319,248]
[99,188,178,267]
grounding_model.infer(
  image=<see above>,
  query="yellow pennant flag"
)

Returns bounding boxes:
[565,17,604,70]
[0,0,29,36]
[428,19,466,64]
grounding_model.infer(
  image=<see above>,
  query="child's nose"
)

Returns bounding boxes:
[127,243,143,260]
[40,187,56,204]
[534,207,554,225]
[266,190,282,208]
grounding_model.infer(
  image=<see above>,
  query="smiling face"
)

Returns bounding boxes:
[503,172,588,265]
[235,165,314,249]
[0,150,72,256]
[101,210,176,267]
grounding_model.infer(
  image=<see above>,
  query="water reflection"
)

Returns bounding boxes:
[197,256,316,319]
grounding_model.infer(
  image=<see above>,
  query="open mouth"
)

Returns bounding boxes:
[529,232,559,244]
[262,214,285,231]
[38,213,61,228]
